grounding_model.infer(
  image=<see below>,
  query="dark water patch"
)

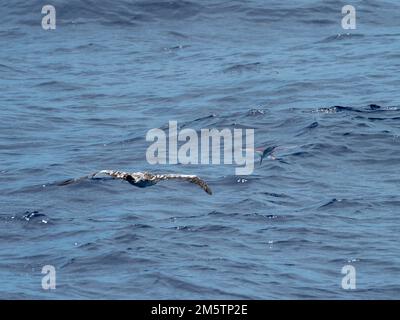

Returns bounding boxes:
[263,192,291,199]
[207,210,238,218]
[222,62,261,74]
[0,63,24,74]
[305,143,353,156]
[180,114,218,129]
[151,272,254,299]
[75,43,108,51]
[0,29,26,38]
[295,121,319,136]
[134,1,203,20]
[299,18,335,25]
[167,31,190,39]
[34,81,82,91]
[306,121,319,129]
[318,198,370,210]
[112,232,140,243]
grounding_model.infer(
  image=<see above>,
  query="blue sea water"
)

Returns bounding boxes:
[1,0,400,299]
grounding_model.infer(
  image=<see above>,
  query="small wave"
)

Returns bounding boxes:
[170,224,238,233]
[0,63,24,74]
[2,210,50,224]
[314,104,399,114]
[318,33,365,43]
[296,121,319,136]
[34,80,81,91]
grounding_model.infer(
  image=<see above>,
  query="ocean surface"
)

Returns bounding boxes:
[1,0,400,299]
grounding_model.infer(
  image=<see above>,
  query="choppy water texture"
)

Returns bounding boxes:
[1,0,400,299]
